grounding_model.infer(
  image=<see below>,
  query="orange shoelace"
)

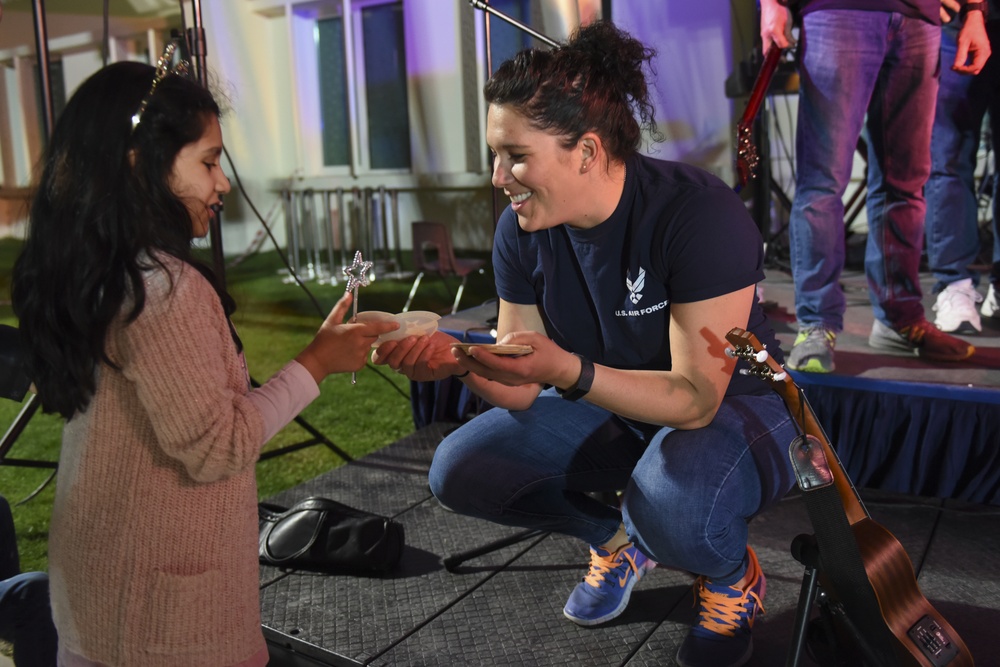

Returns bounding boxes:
[583,546,639,588]
[899,323,927,344]
[692,577,765,636]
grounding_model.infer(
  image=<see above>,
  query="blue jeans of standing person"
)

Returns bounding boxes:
[925,22,1000,294]
[0,572,58,667]
[428,388,797,586]
[790,10,940,331]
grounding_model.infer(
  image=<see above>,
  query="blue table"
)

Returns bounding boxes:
[411,303,498,428]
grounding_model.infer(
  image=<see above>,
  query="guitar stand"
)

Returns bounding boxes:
[786,534,893,667]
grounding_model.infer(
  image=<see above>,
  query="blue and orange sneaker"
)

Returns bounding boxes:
[562,542,653,626]
[676,546,766,667]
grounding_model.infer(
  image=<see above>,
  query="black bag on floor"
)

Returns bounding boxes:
[258,497,404,574]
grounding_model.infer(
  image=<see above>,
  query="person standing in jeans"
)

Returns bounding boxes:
[760,0,990,372]
[925,0,1000,334]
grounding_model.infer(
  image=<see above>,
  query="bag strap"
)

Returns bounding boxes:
[259,501,328,564]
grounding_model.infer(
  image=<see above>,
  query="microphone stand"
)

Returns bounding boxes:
[442,1,562,571]
[473,0,558,233]
[0,0,58,490]
[471,0,559,330]
[185,0,226,285]
[180,1,350,464]
[31,0,55,146]
[468,0,560,49]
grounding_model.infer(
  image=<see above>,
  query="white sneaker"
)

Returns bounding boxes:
[932,278,982,334]
[983,284,1000,319]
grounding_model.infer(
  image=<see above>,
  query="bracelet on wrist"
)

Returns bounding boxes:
[556,354,594,401]
[455,370,470,379]
[961,1,987,18]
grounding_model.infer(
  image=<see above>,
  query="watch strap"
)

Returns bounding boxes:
[961,1,987,19]
[557,354,594,401]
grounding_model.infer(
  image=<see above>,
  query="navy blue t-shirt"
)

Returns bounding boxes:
[493,153,783,403]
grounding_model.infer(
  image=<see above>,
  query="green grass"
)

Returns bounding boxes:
[0,237,495,573]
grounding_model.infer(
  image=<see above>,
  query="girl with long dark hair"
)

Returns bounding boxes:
[11,51,395,666]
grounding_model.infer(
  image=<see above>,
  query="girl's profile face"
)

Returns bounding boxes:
[487,103,586,232]
[168,115,231,238]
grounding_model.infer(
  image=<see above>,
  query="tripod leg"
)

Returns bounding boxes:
[0,394,56,469]
[443,529,547,572]
[250,377,353,463]
[0,395,58,505]
[256,412,355,463]
[0,394,40,461]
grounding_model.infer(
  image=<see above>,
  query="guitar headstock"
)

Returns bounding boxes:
[735,125,760,189]
[725,327,788,385]
[726,327,869,522]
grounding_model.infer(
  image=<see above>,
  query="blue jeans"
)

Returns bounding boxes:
[791,10,940,330]
[429,388,797,585]
[1,495,57,666]
[0,571,58,667]
[925,23,1000,293]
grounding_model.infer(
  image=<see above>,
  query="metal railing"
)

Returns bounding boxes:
[279,186,407,286]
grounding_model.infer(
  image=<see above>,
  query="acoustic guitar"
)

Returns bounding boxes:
[725,327,974,667]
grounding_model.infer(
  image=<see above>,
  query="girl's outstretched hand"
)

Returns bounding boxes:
[295,292,400,383]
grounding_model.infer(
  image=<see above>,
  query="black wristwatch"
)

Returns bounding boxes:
[557,354,595,401]
[961,1,987,19]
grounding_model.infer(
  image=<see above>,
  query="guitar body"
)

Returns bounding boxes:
[851,518,973,667]
[725,328,975,667]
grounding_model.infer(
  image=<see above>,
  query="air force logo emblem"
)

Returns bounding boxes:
[627,268,645,305]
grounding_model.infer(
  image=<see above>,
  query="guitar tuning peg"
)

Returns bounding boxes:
[739,369,750,376]
[755,350,769,363]
[774,371,787,381]
[725,348,736,358]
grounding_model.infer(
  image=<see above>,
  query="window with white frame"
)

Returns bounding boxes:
[294,0,410,173]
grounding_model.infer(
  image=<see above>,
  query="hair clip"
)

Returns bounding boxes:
[130,40,192,133]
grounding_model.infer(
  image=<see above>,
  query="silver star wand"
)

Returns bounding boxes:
[343,250,374,384]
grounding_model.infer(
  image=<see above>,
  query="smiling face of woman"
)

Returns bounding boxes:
[167,114,231,238]
[487,103,595,232]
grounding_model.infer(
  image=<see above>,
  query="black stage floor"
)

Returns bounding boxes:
[260,267,1000,666]
[260,422,1000,667]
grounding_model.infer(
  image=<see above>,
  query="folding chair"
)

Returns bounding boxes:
[403,221,486,314]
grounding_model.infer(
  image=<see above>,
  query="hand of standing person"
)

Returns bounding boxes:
[760,0,796,54]
[954,3,991,74]
[941,0,961,22]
